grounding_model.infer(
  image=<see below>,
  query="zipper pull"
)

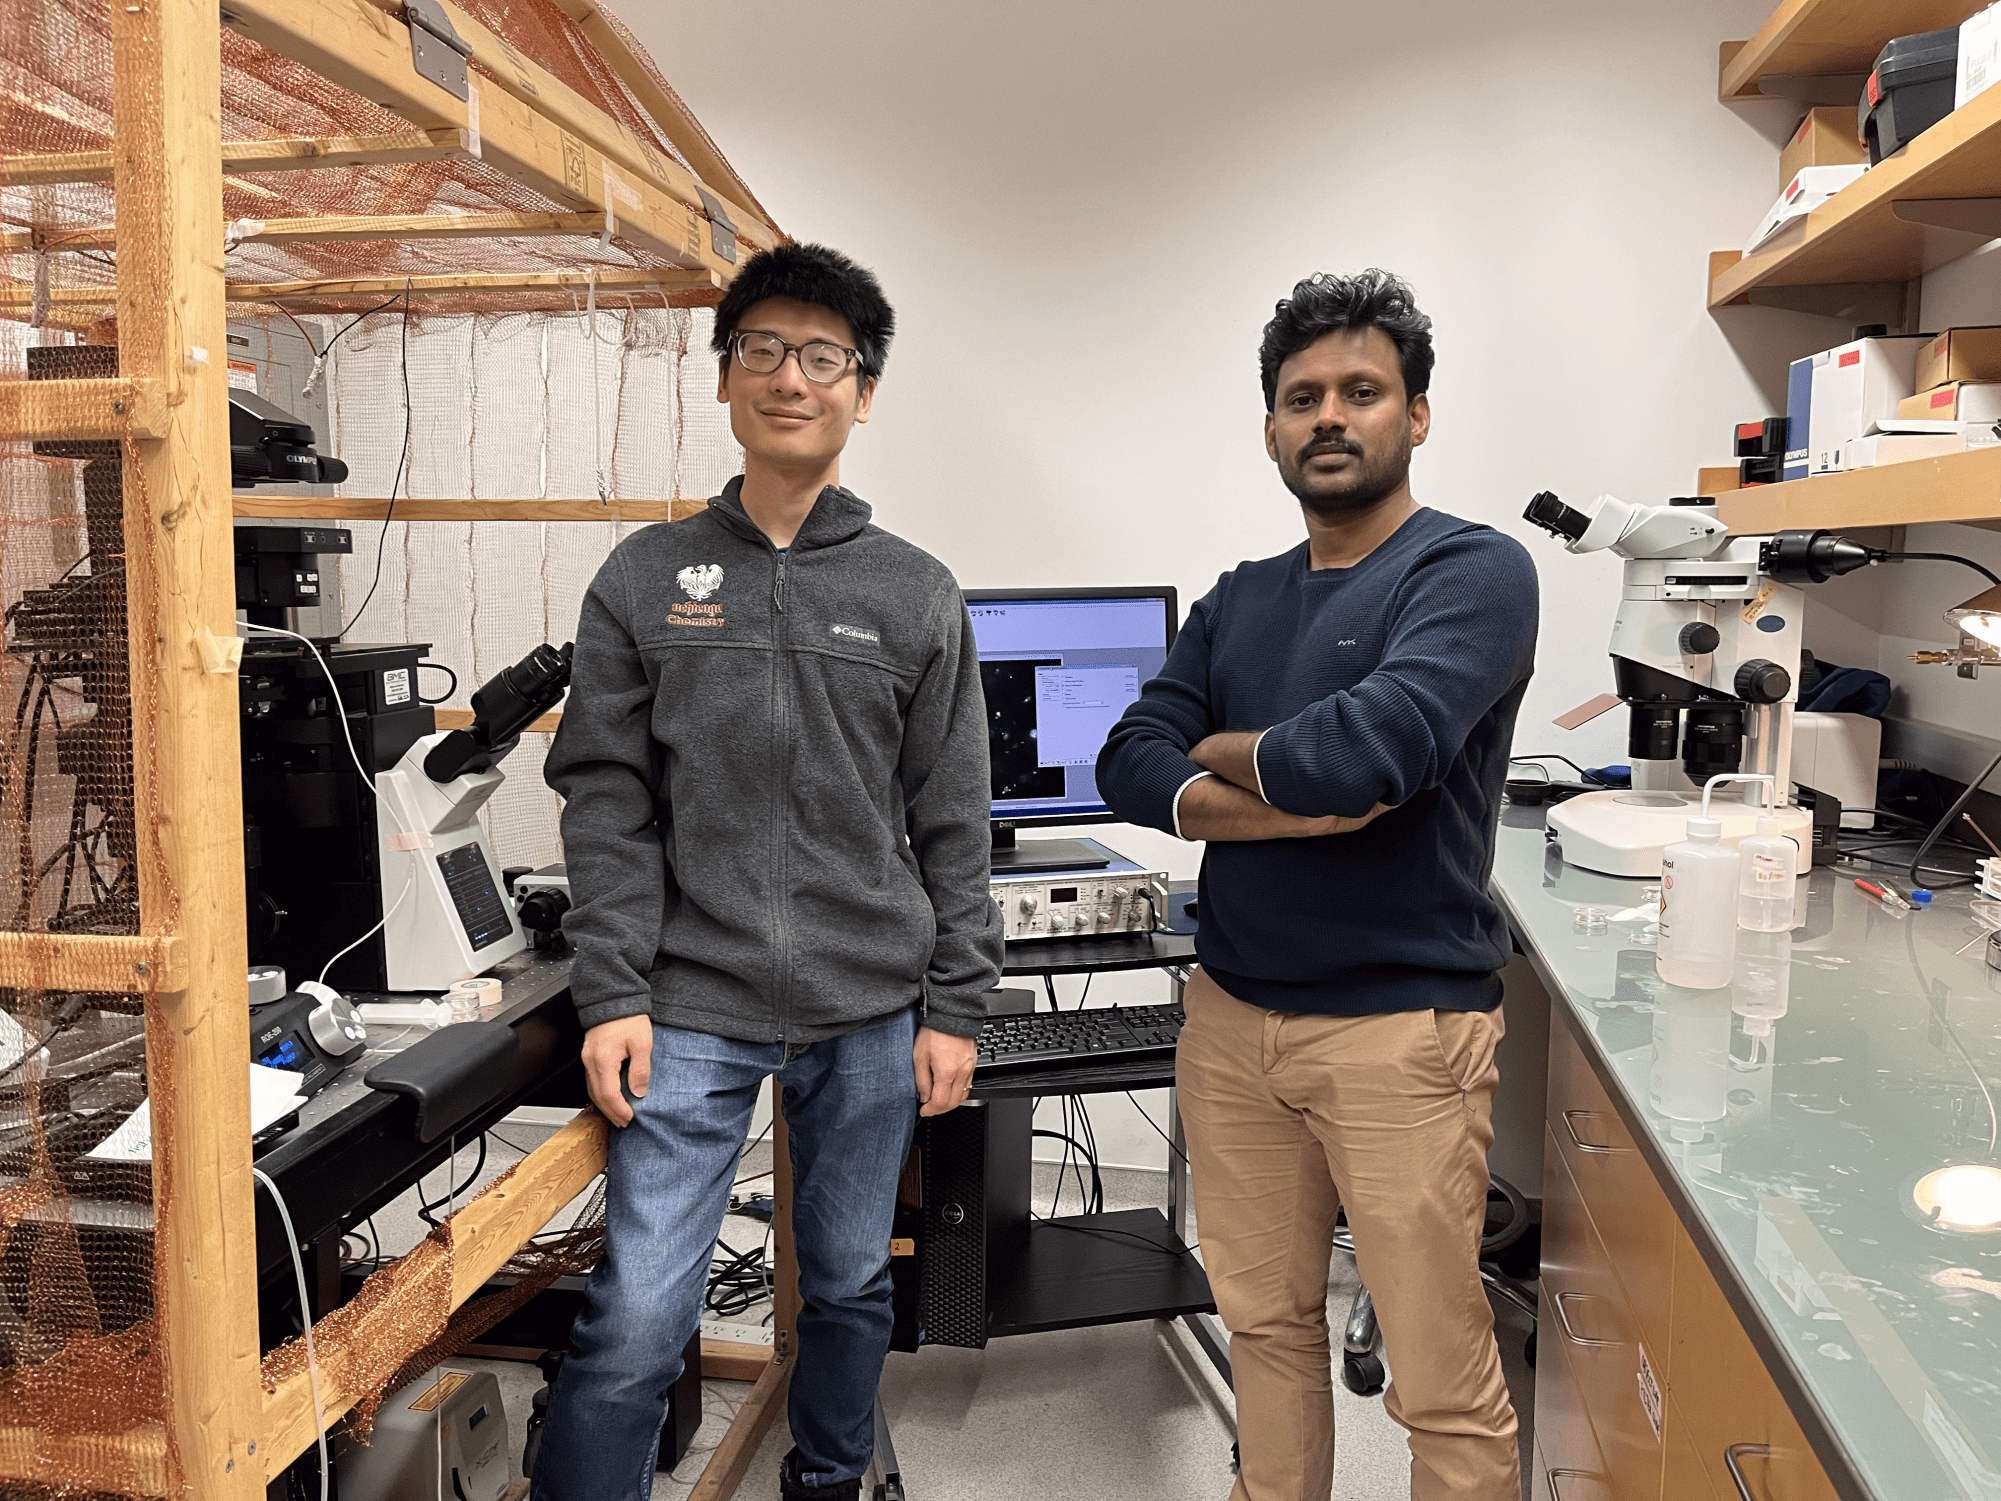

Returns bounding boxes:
[773,554,787,612]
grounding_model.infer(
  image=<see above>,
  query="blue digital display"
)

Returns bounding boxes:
[257,1034,305,1071]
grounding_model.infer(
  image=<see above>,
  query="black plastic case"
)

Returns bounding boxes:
[1860,27,1960,164]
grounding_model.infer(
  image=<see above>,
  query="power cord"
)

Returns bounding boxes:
[254,1167,328,1501]
[416,1135,488,1227]
[1904,745,2001,891]
[339,279,413,640]
[417,660,458,705]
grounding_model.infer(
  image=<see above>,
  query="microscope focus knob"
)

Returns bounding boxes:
[1678,622,1720,655]
[1734,658,1792,704]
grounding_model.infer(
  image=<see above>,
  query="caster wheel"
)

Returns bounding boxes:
[1341,1352,1386,1396]
[1525,1330,1537,1369]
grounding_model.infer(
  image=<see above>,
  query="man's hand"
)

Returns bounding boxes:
[1177,772,1397,843]
[582,1014,655,1128]
[1190,731,1265,793]
[913,1026,977,1117]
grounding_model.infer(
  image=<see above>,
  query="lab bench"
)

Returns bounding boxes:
[1493,808,2001,1501]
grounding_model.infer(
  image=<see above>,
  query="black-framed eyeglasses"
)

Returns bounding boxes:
[731,330,861,385]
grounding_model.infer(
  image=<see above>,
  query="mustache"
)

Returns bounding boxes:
[1297,435,1363,463]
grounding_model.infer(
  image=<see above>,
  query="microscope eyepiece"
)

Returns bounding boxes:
[1523,491,1590,543]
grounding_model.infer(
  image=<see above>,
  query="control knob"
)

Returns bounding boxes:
[1018,893,1039,915]
[1677,622,1719,655]
[1733,658,1792,704]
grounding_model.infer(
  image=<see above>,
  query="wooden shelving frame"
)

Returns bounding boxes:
[0,0,790,1494]
[1718,0,1985,102]
[1716,445,2001,533]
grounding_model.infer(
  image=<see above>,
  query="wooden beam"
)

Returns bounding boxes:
[435,707,562,733]
[260,1110,611,1477]
[222,0,733,279]
[699,1341,775,1384]
[0,377,164,440]
[0,129,472,186]
[0,931,185,992]
[687,1351,792,1501]
[232,494,710,521]
[114,0,265,1492]
[1716,444,2001,533]
[3,210,606,252]
[547,0,780,238]
[224,268,720,302]
[353,0,776,257]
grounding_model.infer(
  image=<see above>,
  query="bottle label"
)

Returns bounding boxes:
[1752,855,1789,884]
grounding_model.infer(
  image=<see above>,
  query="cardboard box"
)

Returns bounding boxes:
[1917,327,2001,392]
[1808,335,1926,473]
[1961,3,2001,108]
[1897,381,2001,422]
[1784,355,1812,480]
[1839,431,1966,469]
[1780,108,1866,188]
[1746,165,1869,253]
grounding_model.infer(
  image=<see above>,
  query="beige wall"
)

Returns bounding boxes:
[625,0,1847,1167]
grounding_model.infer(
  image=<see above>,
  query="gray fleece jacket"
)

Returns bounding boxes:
[546,478,1002,1043]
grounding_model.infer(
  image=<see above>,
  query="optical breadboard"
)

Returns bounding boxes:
[989,840,1169,941]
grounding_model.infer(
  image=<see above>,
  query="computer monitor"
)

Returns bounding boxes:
[965,586,1177,872]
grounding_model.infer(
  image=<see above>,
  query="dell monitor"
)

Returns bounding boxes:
[965,586,1178,873]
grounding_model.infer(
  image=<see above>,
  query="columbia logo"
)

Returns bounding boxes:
[830,624,880,645]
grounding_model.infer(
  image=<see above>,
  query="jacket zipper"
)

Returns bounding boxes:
[771,547,792,1045]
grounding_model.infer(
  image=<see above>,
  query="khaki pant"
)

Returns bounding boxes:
[1177,967,1519,1501]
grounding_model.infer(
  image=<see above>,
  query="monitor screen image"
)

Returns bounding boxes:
[966,588,1177,824]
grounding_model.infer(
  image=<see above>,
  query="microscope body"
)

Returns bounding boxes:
[1525,494,1813,876]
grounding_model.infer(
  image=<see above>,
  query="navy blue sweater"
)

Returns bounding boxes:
[1098,507,1538,1016]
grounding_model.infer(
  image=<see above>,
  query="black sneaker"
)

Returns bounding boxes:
[779,1448,862,1501]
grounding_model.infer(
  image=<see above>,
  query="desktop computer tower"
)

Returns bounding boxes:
[889,1096,1030,1351]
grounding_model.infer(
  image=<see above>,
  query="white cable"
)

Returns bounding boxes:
[253,1166,328,1501]
[318,868,416,987]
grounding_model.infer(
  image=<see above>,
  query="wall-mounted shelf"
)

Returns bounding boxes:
[1711,76,2001,309]
[1720,0,1985,102]
[1716,446,2001,532]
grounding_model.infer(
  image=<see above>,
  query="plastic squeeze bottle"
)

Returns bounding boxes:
[1737,814,1800,932]
[1657,812,1740,989]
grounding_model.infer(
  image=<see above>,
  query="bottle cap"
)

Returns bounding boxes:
[1756,815,1779,837]
[1743,1014,1774,1037]
[1686,817,1723,840]
[1912,888,1933,904]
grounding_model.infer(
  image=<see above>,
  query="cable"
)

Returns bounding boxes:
[1878,551,2001,589]
[1027,1214,1195,1258]
[1510,754,1611,785]
[254,1167,328,1501]
[1123,1091,1190,1165]
[417,660,458,705]
[316,869,416,987]
[1906,745,2001,891]
[416,1135,488,1227]
[0,997,87,1084]
[340,280,413,639]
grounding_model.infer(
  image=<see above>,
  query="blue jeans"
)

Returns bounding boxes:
[532,1007,919,1500]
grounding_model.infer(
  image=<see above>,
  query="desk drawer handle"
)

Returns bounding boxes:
[1551,1290,1619,1348]
[1546,1468,1598,1501]
[1561,1109,1615,1154]
[1724,1443,1772,1501]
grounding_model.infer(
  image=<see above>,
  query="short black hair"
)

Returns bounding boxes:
[711,242,895,384]
[1258,269,1434,411]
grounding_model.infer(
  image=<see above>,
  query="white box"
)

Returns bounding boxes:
[1810,335,1927,474]
[1961,3,2001,109]
[1790,712,1882,830]
[1746,164,1869,252]
[1839,432,1966,469]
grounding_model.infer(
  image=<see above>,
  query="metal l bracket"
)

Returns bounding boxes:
[406,0,473,102]
[696,186,739,264]
[1756,73,1869,106]
[1891,198,2001,238]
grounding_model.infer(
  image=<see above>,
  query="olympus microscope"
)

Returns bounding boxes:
[1523,492,1821,877]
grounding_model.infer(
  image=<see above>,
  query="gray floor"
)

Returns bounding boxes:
[361,1132,1538,1501]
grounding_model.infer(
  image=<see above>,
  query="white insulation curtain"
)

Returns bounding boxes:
[320,306,742,871]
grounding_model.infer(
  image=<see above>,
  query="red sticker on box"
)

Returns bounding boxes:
[1935,388,1956,409]
[1839,350,1861,368]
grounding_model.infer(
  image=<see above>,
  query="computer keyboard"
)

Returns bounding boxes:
[974,1003,1185,1076]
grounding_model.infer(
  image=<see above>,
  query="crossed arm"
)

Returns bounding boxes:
[1177,730,1395,842]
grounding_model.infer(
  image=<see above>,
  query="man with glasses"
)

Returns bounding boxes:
[535,243,1001,1501]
